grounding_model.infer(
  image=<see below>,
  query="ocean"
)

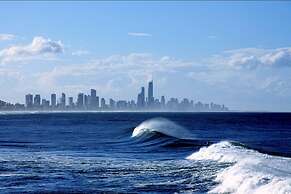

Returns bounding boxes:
[0,112,290,193]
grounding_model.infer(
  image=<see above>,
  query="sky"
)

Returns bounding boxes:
[1,1,291,111]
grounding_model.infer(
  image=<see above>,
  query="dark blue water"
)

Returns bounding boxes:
[0,112,291,193]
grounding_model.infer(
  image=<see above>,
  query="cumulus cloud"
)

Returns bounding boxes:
[128,32,152,37]
[211,47,291,70]
[37,48,291,98]
[36,53,192,94]
[0,34,15,41]
[184,47,291,100]
[0,36,64,64]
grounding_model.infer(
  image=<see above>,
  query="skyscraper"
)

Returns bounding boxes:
[90,89,97,109]
[109,98,115,109]
[41,99,49,109]
[96,96,99,109]
[51,94,56,107]
[68,97,74,108]
[25,94,33,108]
[141,87,145,107]
[61,93,66,108]
[148,80,154,107]
[137,86,145,108]
[161,96,165,107]
[77,93,84,109]
[84,95,89,109]
[34,94,41,107]
[101,98,106,109]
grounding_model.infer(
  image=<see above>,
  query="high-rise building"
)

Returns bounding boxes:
[61,93,66,108]
[137,86,145,108]
[180,98,190,110]
[84,95,89,109]
[68,97,74,107]
[101,98,106,109]
[161,96,165,107]
[141,87,145,107]
[77,93,84,108]
[137,93,141,107]
[51,94,56,107]
[90,89,97,109]
[109,98,115,109]
[34,94,41,107]
[42,99,49,109]
[148,80,154,107]
[96,96,99,109]
[25,94,33,108]
[116,100,127,109]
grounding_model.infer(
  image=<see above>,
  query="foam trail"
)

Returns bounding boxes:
[132,118,194,139]
[187,141,291,194]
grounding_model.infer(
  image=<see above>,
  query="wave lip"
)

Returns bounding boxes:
[131,117,194,140]
[187,141,291,194]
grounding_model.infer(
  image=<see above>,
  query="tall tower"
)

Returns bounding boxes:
[51,94,56,107]
[25,94,33,109]
[101,98,106,109]
[61,93,66,108]
[137,86,146,108]
[68,97,74,108]
[34,94,41,107]
[90,89,97,109]
[77,93,84,109]
[148,80,154,106]
[141,87,145,107]
[161,96,165,107]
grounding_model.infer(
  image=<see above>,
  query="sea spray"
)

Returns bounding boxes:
[187,141,291,194]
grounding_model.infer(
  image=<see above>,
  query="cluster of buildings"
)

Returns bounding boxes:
[0,81,228,112]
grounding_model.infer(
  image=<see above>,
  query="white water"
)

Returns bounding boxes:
[187,141,291,194]
[132,118,194,139]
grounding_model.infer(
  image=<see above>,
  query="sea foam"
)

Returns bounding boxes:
[187,141,291,194]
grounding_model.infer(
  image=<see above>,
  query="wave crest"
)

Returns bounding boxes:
[187,141,291,194]
[132,118,194,140]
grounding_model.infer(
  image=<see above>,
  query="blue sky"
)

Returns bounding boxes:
[1,1,291,111]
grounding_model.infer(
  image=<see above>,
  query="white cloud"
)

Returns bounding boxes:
[0,34,15,41]
[36,53,192,96]
[128,32,152,37]
[185,47,291,100]
[0,36,64,64]
[210,47,291,70]
[37,48,291,99]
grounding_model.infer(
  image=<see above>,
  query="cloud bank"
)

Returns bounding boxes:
[0,36,64,64]
[211,48,291,70]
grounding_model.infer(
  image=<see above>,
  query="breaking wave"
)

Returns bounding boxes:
[187,141,291,194]
[128,118,212,149]
[132,118,195,140]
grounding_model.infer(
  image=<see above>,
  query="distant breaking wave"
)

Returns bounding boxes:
[132,118,195,140]
[187,141,291,194]
[129,118,210,149]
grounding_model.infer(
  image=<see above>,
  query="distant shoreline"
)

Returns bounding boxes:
[0,110,290,114]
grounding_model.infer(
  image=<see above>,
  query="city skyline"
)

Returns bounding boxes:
[0,80,228,112]
[1,2,291,111]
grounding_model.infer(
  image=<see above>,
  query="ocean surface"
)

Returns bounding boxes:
[0,112,291,193]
